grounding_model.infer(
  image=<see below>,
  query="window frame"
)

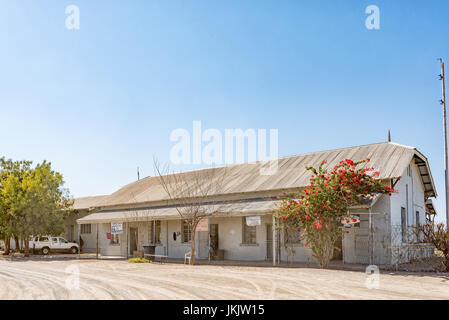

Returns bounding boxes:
[182,220,191,243]
[284,228,302,245]
[242,217,257,245]
[110,233,120,245]
[81,224,91,234]
[401,207,407,243]
[148,220,162,244]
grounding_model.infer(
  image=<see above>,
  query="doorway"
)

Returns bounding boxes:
[266,223,273,260]
[210,224,218,252]
[129,227,138,255]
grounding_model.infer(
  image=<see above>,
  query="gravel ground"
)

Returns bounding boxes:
[0,258,448,300]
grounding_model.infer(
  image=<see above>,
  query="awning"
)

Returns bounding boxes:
[77,200,282,224]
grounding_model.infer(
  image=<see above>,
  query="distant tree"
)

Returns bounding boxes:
[0,158,32,255]
[0,158,73,256]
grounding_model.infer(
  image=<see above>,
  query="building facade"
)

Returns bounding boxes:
[76,142,437,265]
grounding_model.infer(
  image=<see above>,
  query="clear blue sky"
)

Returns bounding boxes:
[1,1,449,222]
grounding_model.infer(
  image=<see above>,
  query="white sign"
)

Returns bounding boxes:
[111,222,123,235]
[196,219,209,232]
[246,216,261,227]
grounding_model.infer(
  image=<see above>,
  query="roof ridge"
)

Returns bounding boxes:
[132,141,413,184]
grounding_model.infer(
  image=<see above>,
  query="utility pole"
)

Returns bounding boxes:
[439,59,449,227]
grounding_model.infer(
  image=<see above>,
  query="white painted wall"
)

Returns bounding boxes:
[92,160,430,265]
[65,210,97,252]
[390,159,426,246]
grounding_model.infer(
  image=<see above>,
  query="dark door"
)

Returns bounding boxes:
[210,224,219,251]
[266,224,273,260]
[129,227,138,255]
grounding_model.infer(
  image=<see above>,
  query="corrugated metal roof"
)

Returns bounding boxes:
[95,142,436,209]
[73,195,109,210]
[77,199,281,224]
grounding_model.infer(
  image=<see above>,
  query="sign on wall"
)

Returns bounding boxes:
[111,222,123,234]
[340,214,360,228]
[196,218,209,232]
[246,216,261,227]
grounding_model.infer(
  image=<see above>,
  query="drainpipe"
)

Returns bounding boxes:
[96,223,99,260]
[166,220,169,257]
[126,222,129,260]
[78,224,81,259]
[369,208,373,265]
[272,215,276,266]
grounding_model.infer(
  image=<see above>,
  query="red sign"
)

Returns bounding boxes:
[106,232,111,239]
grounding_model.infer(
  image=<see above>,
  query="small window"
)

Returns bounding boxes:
[285,228,301,244]
[110,233,120,245]
[242,217,257,244]
[51,237,58,243]
[148,220,161,244]
[182,220,191,243]
[81,224,91,234]
[416,211,420,226]
[401,207,407,243]
[59,238,68,244]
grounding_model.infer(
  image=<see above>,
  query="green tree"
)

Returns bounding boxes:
[0,158,73,256]
[0,158,32,255]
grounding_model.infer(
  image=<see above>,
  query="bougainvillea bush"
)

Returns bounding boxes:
[276,158,396,268]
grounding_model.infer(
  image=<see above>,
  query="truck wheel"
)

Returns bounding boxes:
[70,247,78,254]
[42,247,50,255]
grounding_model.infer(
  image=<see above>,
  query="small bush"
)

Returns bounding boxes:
[128,257,151,263]
[417,223,449,271]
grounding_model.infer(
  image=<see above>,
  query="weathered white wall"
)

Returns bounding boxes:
[92,160,429,264]
[390,159,426,245]
[64,210,97,252]
[99,223,126,257]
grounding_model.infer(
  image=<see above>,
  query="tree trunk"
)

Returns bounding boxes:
[190,229,196,265]
[3,237,10,255]
[13,235,20,253]
[24,236,30,257]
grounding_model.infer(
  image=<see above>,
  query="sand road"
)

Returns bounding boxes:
[0,259,448,300]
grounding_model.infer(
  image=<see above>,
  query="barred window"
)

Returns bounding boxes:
[148,220,161,244]
[242,217,257,244]
[285,228,301,244]
[81,224,91,234]
[401,207,407,243]
[110,233,120,245]
[182,220,191,243]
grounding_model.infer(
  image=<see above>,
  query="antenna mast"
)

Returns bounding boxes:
[440,59,449,226]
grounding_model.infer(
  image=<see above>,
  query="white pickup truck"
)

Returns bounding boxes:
[30,236,79,255]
